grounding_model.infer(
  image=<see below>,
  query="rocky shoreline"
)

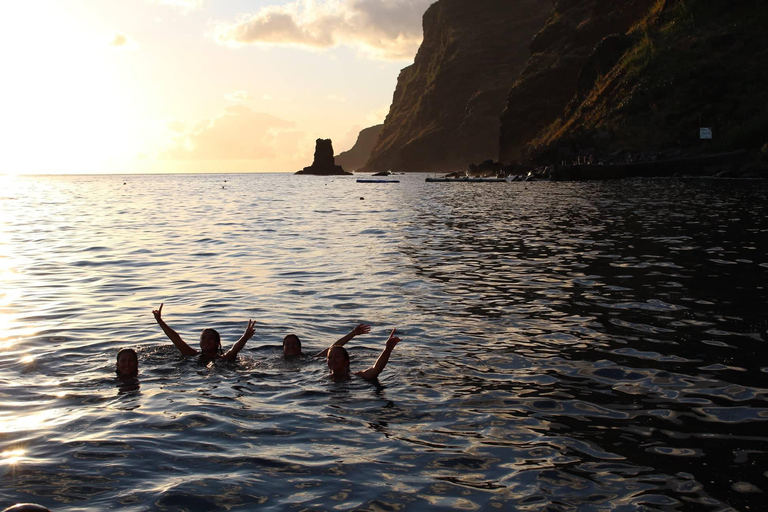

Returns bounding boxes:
[536,150,768,181]
[341,2,767,181]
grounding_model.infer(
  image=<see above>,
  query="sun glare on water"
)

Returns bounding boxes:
[0,449,27,466]
[0,408,67,434]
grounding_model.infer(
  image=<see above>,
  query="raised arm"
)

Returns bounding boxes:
[315,323,371,357]
[356,328,401,381]
[221,319,256,362]
[152,303,198,356]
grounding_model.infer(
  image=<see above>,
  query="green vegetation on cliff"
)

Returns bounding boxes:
[530,0,768,160]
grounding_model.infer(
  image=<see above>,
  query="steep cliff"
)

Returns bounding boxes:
[335,124,383,172]
[498,0,656,162]
[363,0,552,174]
[526,0,768,161]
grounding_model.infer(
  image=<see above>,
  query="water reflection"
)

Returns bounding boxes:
[395,179,767,510]
[0,176,766,511]
[115,378,141,399]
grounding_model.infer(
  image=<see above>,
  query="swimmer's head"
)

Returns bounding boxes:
[327,346,350,374]
[2,504,53,512]
[282,334,302,357]
[116,348,138,378]
[199,328,222,358]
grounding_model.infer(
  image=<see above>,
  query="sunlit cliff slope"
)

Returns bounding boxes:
[362,0,551,173]
[515,0,768,163]
[364,0,767,172]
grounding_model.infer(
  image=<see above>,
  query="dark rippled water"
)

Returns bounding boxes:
[1,173,766,511]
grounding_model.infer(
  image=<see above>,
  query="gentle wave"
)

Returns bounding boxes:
[0,174,766,510]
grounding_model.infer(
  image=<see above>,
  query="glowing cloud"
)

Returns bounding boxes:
[366,105,389,125]
[213,0,431,61]
[225,90,250,102]
[164,105,302,161]
[109,32,138,49]
[149,0,204,12]
[110,33,129,46]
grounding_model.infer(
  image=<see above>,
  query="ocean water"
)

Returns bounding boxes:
[0,173,766,511]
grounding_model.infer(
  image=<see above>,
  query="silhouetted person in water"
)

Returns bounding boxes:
[152,303,255,362]
[2,505,52,512]
[283,324,371,358]
[115,348,138,379]
[325,328,402,381]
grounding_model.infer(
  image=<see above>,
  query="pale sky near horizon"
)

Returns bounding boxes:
[0,0,433,174]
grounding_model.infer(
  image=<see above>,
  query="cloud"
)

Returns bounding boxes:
[164,104,302,161]
[149,0,204,13]
[326,94,346,102]
[366,105,389,125]
[213,0,432,61]
[225,90,250,102]
[109,32,138,49]
[110,33,129,47]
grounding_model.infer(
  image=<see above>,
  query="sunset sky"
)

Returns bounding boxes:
[0,0,433,174]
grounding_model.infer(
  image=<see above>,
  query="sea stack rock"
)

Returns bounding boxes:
[296,139,352,175]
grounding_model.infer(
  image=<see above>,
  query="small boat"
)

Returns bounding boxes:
[357,179,400,183]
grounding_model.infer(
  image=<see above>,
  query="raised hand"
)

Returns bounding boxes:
[152,303,197,356]
[152,303,164,323]
[221,319,257,361]
[243,319,256,340]
[386,328,401,349]
[356,328,403,380]
[353,323,371,336]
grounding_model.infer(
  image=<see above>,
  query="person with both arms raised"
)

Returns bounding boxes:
[152,303,255,362]
[325,328,402,382]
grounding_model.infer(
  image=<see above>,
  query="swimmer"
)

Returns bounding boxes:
[115,348,138,379]
[282,323,371,358]
[327,328,401,381]
[2,505,52,512]
[152,303,255,362]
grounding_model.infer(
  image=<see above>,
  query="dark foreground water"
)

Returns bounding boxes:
[0,173,766,511]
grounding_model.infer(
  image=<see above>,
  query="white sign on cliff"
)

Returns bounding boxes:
[700,127,713,140]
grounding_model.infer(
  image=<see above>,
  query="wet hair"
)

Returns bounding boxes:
[116,348,138,377]
[328,346,350,368]
[200,328,222,353]
[116,348,137,364]
[2,505,53,512]
[282,334,301,351]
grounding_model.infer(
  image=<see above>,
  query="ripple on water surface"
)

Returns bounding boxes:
[0,174,767,511]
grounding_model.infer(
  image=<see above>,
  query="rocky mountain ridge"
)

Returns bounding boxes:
[498,0,657,162]
[358,0,766,173]
[362,0,551,174]
[334,124,383,172]
[521,0,768,164]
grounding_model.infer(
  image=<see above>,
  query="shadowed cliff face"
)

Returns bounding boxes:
[528,1,768,161]
[335,124,383,172]
[363,0,552,174]
[498,0,656,162]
